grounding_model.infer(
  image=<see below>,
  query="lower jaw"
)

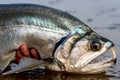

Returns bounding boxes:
[79,58,116,74]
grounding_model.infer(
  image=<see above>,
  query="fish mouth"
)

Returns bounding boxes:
[88,47,116,64]
[80,47,117,74]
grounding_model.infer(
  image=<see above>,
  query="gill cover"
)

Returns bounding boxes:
[54,26,92,70]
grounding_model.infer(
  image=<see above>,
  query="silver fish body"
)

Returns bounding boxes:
[0,4,117,75]
[0,4,77,58]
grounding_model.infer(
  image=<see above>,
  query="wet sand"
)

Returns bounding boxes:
[0,0,120,80]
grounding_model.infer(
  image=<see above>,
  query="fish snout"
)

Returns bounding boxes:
[105,41,114,49]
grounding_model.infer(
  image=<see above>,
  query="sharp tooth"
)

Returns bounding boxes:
[111,47,117,59]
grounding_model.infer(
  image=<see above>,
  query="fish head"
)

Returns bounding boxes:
[54,26,117,74]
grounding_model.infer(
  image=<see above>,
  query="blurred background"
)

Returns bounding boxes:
[0,0,120,80]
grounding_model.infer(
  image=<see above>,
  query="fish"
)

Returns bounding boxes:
[0,4,117,75]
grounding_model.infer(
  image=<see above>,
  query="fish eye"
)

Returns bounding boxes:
[89,39,101,51]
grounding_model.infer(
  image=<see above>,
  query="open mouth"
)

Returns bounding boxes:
[80,47,117,74]
[88,47,116,65]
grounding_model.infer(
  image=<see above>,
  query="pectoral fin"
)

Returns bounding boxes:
[3,57,46,75]
[0,51,15,73]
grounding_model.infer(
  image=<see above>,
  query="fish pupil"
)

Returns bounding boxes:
[90,39,101,51]
[93,43,99,50]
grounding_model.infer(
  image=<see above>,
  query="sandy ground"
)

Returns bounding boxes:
[0,0,120,80]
